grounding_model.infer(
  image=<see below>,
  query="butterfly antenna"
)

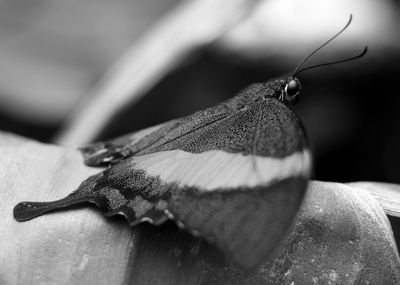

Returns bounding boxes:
[291,14,354,77]
[294,46,367,75]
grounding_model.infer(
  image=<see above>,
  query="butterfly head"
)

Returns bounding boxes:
[261,77,301,106]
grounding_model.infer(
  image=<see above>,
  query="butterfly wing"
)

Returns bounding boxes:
[80,83,268,167]
[14,85,311,270]
[80,119,181,166]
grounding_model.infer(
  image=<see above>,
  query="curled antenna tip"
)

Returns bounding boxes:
[360,46,368,56]
[346,14,353,28]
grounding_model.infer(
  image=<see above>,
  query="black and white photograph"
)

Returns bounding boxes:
[0,0,400,284]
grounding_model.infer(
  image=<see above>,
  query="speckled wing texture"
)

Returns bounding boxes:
[14,83,311,270]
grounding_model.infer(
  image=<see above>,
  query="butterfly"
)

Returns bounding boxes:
[13,15,366,270]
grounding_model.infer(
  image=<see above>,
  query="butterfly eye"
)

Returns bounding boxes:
[284,78,301,104]
[285,78,301,96]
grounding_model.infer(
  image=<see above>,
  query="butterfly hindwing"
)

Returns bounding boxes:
[14,82,311,270]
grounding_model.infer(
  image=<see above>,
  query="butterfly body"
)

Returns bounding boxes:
[14,79,311,269]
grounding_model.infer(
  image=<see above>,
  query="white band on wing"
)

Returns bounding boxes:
[131,149,312,191]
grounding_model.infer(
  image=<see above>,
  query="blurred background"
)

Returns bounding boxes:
[0,0,399,186]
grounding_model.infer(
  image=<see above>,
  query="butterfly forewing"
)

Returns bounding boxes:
[80,83,270,166]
